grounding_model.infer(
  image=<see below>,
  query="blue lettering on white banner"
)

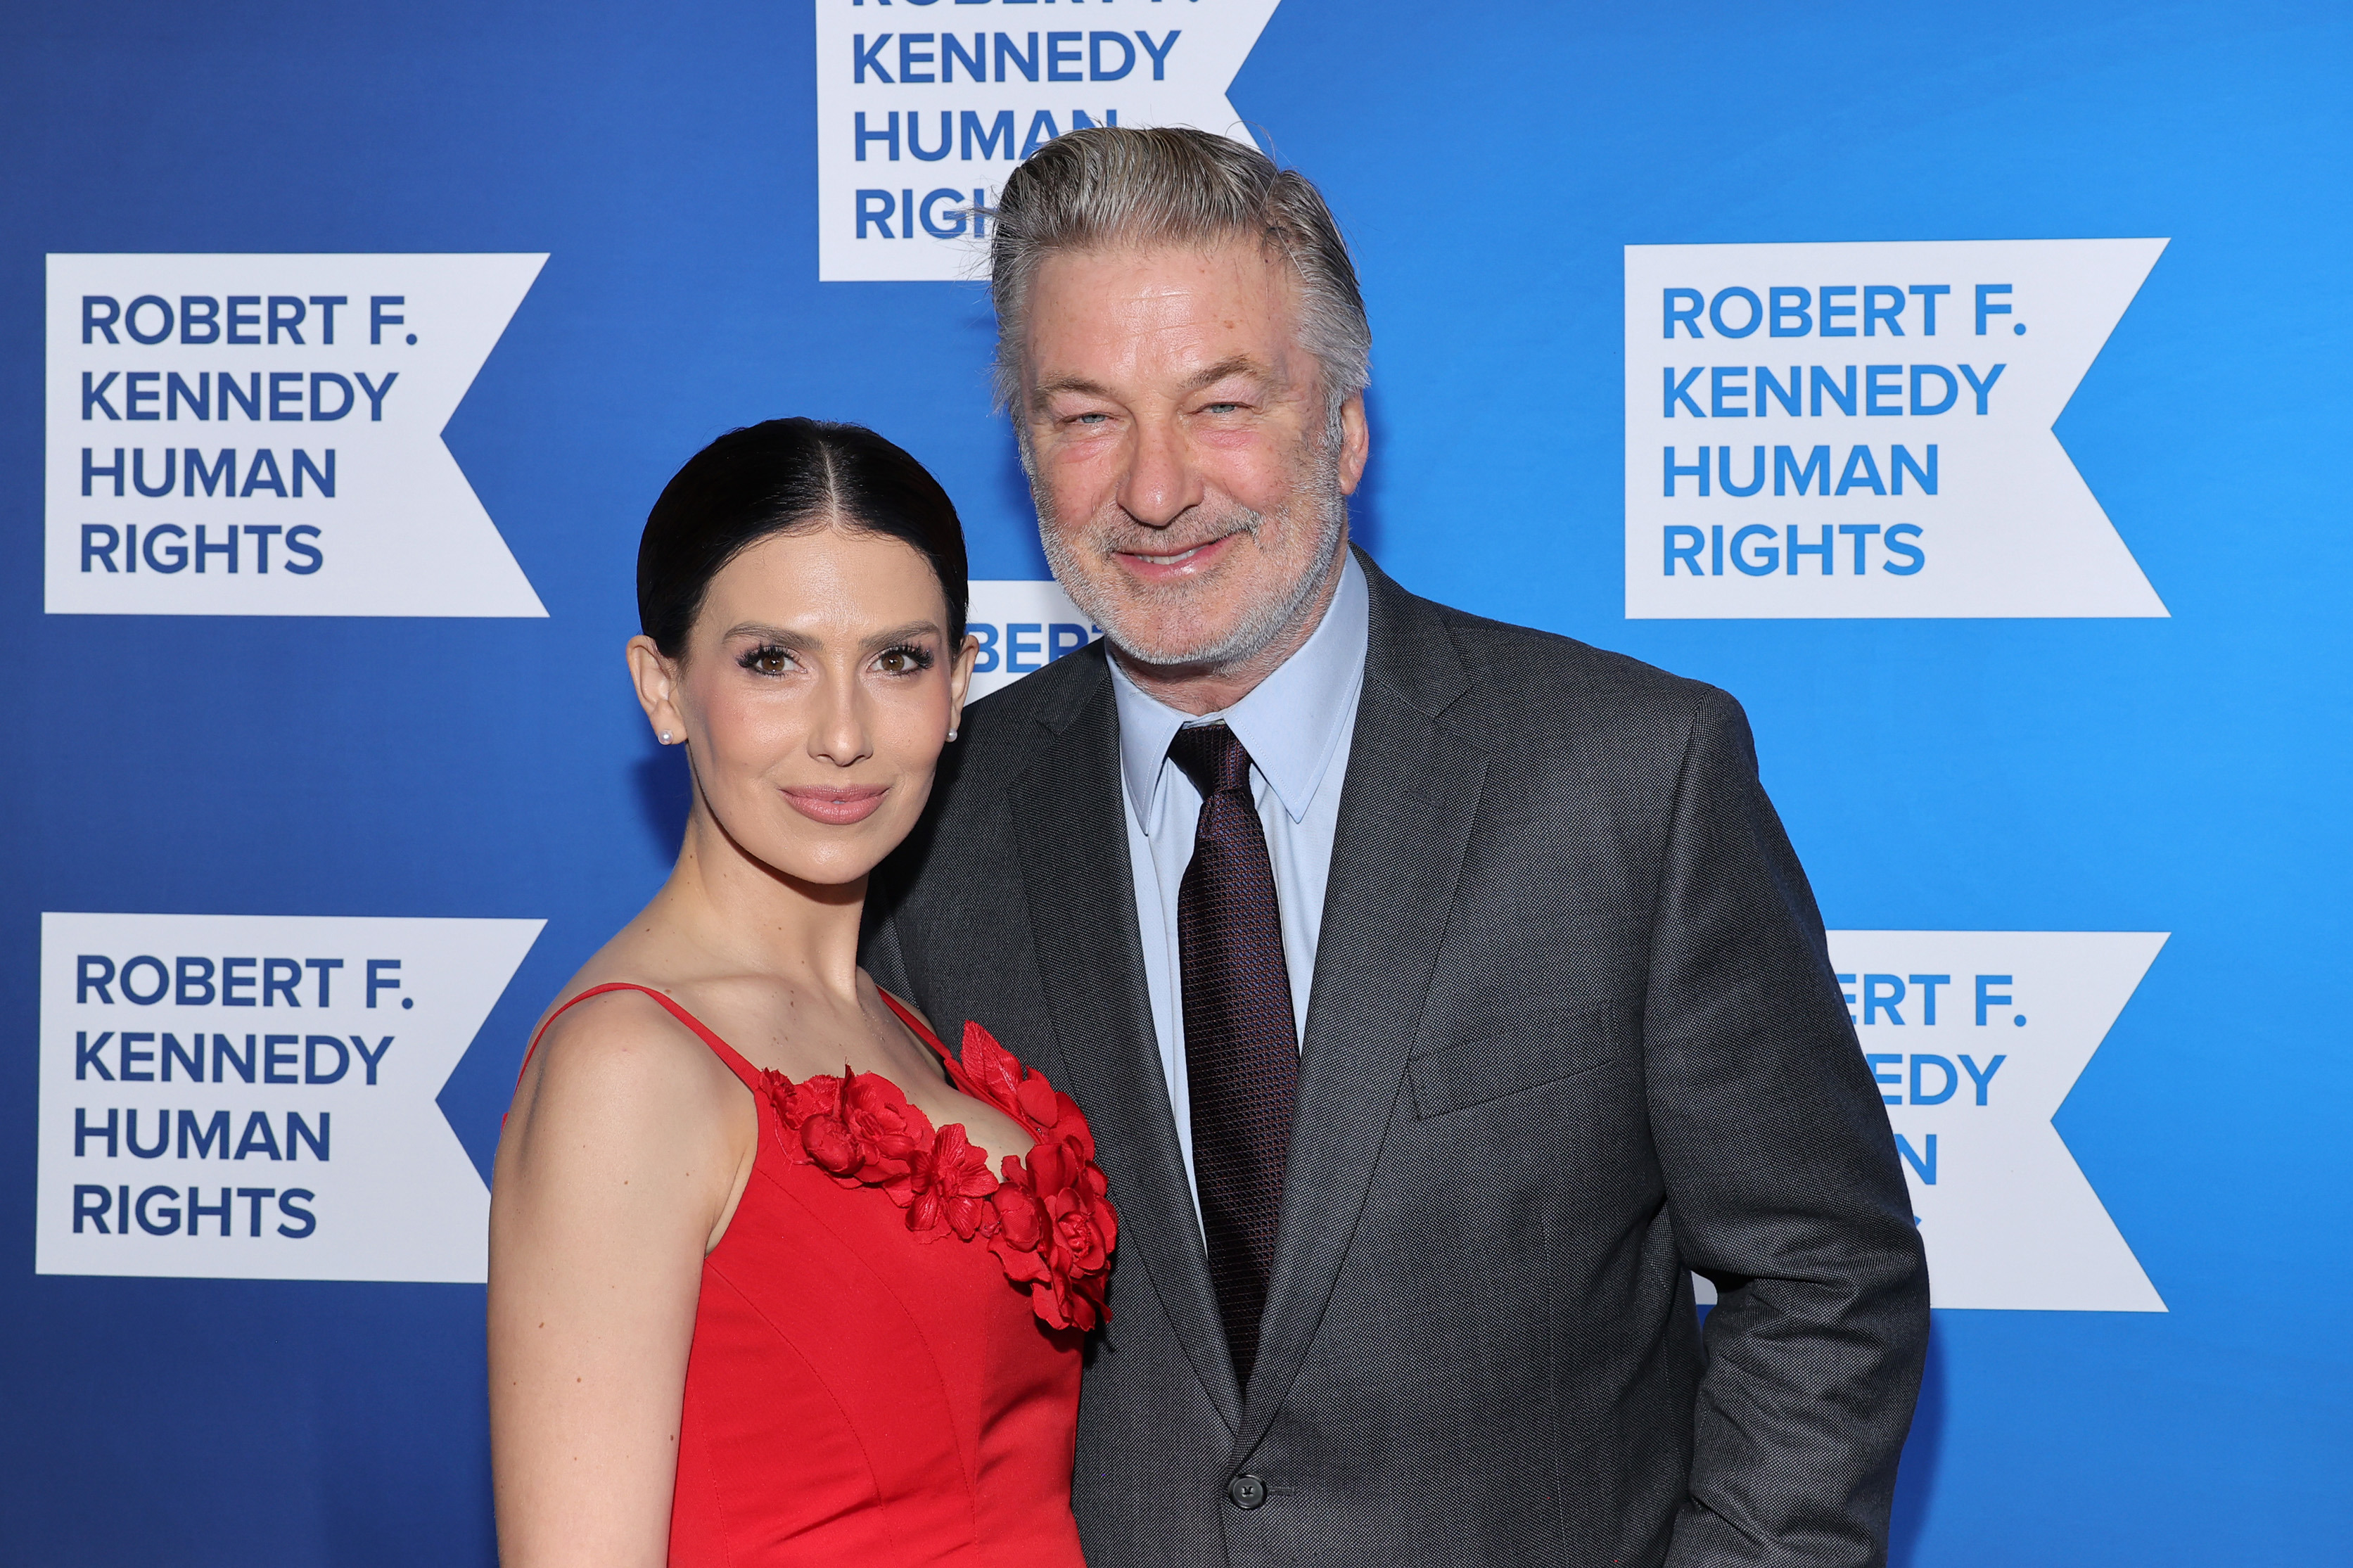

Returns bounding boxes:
[37,913,544,1282]
[1625,240,2169,619]
[966,579,1102,699]
[47,253,549,617]
[1695,929,2167,1313]
[815,0,1282,282]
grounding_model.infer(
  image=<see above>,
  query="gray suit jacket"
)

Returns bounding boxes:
[862,552,1928,1567]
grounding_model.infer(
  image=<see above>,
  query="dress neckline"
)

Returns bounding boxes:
[761,1012,1118,1333]
[871,989,1033,1173]
[524,981,1028,1173]
[522,981,1118,1332]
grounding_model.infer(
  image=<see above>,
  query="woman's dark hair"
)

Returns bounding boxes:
[637,418,969,658]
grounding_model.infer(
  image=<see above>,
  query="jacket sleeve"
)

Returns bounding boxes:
[1643,687,1930,1568]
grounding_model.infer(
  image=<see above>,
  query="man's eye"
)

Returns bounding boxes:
[1201,401,1242,414]
[1073,412,1110,426]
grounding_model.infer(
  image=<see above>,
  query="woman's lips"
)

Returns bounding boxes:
[782,785,889,825]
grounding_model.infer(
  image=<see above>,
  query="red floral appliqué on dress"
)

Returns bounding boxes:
[760,1021,1117,1332]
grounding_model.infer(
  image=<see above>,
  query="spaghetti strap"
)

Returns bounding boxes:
[876,988,948,1056]
[876,987,985,1099]
[518,982,765,1091]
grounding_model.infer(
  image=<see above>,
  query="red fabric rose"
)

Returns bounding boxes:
[760,1069,839,1145]
[907,1123,1000,1241]
[1047,1171,1114,1274]
[768,1069,937,1197]
[798,1109,860,1177]
[988,1139,1114,1330]
[840,1070,929,1186]
[987,1161,1053,1280]
[1015,1072,1061,1130]
[763,1026,1116,1333]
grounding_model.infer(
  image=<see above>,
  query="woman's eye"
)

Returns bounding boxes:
[875,645,935,677]
[741,646,795,677]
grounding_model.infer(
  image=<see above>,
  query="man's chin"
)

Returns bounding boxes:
[1099,602,1286,675]
[1073,575,1233,660]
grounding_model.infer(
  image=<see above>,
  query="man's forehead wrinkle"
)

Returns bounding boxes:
[1041,242,1295,317]
[1033,373,1117,400]
[1049,235,1283,278]
[1029,352,1285,411]
[1022,240,1308,405]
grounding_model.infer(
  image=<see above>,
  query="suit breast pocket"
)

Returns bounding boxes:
[1406,1005,1630,1120]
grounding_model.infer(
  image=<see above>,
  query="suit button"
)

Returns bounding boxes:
[1227,1473,1268,1510]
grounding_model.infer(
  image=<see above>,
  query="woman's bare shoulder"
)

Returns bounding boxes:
[506,980,746,1161]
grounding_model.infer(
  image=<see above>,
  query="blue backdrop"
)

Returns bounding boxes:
[6,1,2347,1562]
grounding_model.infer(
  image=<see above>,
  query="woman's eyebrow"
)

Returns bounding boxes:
[720,622,943,651]
[719,623,820,650]
[862,620,944,650]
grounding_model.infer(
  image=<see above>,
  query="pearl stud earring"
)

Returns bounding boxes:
[946,727,958,742]
[660,731,672,744]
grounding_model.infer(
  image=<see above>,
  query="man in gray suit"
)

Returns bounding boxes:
[864,126,1929,1567]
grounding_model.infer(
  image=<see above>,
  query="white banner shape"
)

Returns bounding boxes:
[816,0,1282,282]
[46,253,548,616]
[967,578,1102,699]
[1695,930,2166,1312]
[37,913,544,1283]
[1624,240,2168,618]
[1835,930,2167,1311]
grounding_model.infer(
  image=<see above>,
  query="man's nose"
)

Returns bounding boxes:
[1116,412,1201,530]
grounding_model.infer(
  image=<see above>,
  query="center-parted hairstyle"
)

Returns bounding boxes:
[987,126,1371,425]
[637,418,969,658]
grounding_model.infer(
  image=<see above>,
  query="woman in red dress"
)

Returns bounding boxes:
[488,419,1114,1567]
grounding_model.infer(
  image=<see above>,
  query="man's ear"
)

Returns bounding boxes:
[626,635,686,745]
[1336,391,1370,496]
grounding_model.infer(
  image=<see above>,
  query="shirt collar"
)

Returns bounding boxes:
[1109,550,1370,831]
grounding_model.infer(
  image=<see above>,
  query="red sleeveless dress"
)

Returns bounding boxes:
[523,983,1116,1567]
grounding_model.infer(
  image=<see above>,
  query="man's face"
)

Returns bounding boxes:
[1019,239,1367,674]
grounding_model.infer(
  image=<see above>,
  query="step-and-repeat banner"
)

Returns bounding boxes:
[6,2,2345,1563]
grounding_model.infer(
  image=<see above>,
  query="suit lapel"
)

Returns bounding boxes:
[1007,651,1244,1434]
[1237,561,1486,1457]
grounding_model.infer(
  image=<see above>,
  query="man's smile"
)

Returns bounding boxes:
[1111,531,1240,580]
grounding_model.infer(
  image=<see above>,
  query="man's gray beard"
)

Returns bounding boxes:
[1038,471,1348,676]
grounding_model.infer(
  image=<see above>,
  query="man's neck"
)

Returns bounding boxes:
[1111,540,1350,716]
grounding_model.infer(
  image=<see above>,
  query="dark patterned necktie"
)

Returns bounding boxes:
[1168,722,1299,1388]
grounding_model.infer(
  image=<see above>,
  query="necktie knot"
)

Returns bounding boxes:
[1168,722,1254,798]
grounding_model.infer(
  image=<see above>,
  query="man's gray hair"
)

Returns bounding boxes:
[988,126,1371,424]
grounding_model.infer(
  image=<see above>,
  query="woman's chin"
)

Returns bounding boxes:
[739,823,903,891]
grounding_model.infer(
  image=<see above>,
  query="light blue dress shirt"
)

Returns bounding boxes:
[1106,551,1370,1209]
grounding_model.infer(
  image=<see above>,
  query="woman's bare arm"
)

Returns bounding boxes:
[488,993,752,1567]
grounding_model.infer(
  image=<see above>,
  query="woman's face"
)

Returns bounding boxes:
[630,523,976,889]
